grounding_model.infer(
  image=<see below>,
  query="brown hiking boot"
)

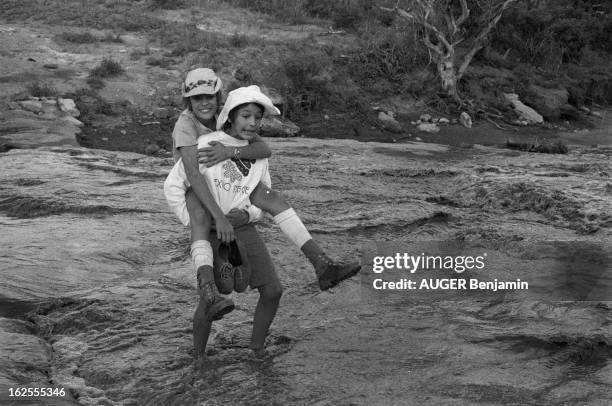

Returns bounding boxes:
[315,255,362,291]
[197,266,234,321]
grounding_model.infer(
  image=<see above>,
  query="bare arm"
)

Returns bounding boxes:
[179,145,234,243]
[198,133,272,167]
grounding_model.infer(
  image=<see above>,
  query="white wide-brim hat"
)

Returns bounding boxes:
[182,68,223,98]
[216,85,281,130]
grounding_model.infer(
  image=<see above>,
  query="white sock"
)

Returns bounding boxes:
[191,240,213,272]
[273,208,312,249]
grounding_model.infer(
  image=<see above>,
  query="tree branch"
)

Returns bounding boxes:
[457,0,517,80]
[456,0,471,28]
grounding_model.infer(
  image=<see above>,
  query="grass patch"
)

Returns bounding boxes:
[229,32,250,48]
[159,22,230,57]
[1,0,162,32]
[68,88,118,117]
[101,32,124,43]
[149,0,186,9]
[57,31,98,43]
[145,56,175,68]
[89,58,124,79]
[27,82,56,97]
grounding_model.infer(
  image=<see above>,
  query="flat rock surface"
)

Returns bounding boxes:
[1,138,611,405]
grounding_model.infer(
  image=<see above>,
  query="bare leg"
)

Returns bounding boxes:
[250,183,361,291]
[186,188,212,243]
[249,182,290,216]
[193,298,212,358]
[187,188,235,329]
[250,280,283,351]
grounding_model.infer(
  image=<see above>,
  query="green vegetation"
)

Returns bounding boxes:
[0,0,161,31]
[87,58,124,89]
[89,58,124,78]
[27,82,56,98]
[2,0,609,126]
[57,31,98,43]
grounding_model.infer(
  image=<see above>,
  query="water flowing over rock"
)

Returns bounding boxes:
[1,137,610,405]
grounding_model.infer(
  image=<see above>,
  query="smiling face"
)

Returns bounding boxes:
[189,93,218,125]
[228,103,264,141]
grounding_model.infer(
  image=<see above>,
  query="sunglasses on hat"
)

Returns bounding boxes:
[184,79,218,93]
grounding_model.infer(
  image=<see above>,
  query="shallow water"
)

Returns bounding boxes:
[1,140,611,405]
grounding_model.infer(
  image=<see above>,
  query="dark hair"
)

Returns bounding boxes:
[223,102,264,131]
[182,90,225,112]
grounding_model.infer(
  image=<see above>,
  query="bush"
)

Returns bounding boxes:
[58,31,97,43]
[89,58,124,79]
[27,82,56,97]
[145,56,175,68]
[229,32,249,48]
[101,32,124,43]
[159,23,229,57]
[349,27,429,86]
[492,2,612,69]
[280,47,333,118]
[149,0,185,10]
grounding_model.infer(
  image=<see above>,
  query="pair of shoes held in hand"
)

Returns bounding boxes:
[214,239,251,294]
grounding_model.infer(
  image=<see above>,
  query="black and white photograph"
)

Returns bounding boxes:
[1,0,610,405]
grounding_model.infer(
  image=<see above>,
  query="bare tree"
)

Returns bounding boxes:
[383,0,518,102]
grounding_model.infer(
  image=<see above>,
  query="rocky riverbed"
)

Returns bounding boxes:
[1,134,611,405]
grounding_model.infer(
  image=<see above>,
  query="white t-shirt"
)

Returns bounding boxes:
[164,131,269,226]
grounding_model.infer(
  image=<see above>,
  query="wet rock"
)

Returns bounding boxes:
[58,98,80,117]
[524,85,569,120]
[559,104,581,121]
[419,113,432,122]
[144,143,160,155]
[459,112,473,128]
[0,133,610,405]
[504,93,544,124]
[417,123,440,133]
[60,116,84,127]
[0,324,53,387]
[0,109,80,148]
[378,111,402,133]
[260,116,300,137]
[41,97,61,118]
[78,95,97,105]
[18,99,43,114]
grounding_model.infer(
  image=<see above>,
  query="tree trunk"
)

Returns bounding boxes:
[438,55,459,100]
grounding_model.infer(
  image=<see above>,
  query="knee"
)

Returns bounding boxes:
[251,188,288,212]
[260,281,283,303]
[189,205,211,226]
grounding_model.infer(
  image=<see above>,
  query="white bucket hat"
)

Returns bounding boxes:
[216,85,281,130]
[182,68,223,98]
